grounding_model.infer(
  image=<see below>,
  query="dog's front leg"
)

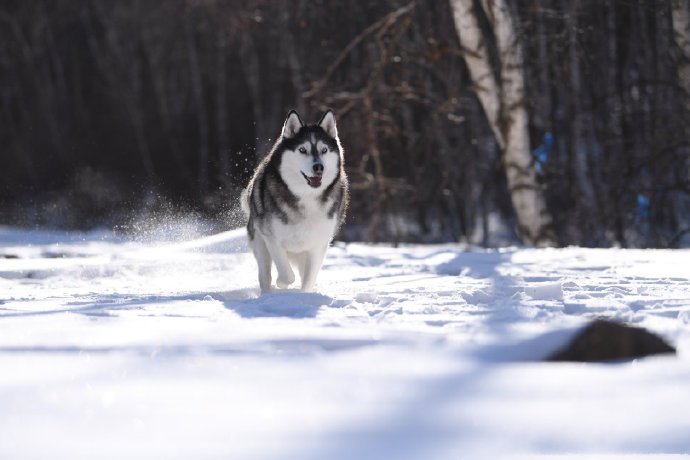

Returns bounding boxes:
[300,244,328,292]
[264,239,295,288]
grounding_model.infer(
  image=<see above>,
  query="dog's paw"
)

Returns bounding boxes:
[276,271,295,288]
[300,283,315,292]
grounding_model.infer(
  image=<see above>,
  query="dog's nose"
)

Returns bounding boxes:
[312,163,324,176]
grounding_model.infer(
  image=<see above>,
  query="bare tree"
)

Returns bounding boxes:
[671,0,690,242]
[449,0,554,246]
[185,12,210,193]
[672,0,690,120]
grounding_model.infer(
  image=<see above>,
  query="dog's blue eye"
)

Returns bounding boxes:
[321,147,327,154]
[299,147,307,154]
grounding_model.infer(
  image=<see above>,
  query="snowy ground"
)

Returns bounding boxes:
[1,225,689,459]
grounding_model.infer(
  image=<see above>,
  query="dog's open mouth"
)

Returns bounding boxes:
[301,172,322,188]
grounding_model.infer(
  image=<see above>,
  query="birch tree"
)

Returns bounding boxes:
[449,0,554,246]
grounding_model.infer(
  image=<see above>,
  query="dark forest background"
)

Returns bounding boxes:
[1,0,689,247]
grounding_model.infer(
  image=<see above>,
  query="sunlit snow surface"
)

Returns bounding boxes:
[1,226,690,459]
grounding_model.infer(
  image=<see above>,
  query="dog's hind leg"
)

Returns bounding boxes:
[251,235,272,293]
[265,239,295,288]
[300,244,328,292]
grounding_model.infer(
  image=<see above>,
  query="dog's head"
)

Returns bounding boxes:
[277,110,342,193]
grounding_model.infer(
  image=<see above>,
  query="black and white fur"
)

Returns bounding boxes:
[242,110,348,293]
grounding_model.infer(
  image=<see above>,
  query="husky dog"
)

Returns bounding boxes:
[242,110,348,292]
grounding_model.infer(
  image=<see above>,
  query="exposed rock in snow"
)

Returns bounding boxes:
[547,319,676,362]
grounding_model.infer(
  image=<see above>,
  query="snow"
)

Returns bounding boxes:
[1,225,690,458]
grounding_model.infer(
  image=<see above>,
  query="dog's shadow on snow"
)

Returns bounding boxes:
[0,288,333,320]
[218,289,334,319]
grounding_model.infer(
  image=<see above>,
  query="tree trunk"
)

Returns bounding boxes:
[449,0,554,246]
[671,0,690,221]
[567,1,596,242]
[672,0,690,118]
[185,14,209,195]
[216,28,230,187]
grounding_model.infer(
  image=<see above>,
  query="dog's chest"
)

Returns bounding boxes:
[273,198,336,251]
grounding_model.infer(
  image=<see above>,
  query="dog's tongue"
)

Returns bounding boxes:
[308,176,322,187]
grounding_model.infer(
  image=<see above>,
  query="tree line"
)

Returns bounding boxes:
[0,0,688,247]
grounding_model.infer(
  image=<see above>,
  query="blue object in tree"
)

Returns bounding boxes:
[533,131,554,174]
[636,194,650,219]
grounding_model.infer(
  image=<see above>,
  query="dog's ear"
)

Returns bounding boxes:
[318,110,338,139]
[282,110,303,139]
